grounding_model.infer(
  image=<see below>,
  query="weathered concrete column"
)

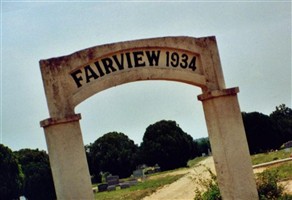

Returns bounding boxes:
[40,114,94,200]
[198,87,258,200]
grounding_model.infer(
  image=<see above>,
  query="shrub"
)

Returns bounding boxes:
[256,169,283,199]
[194,167,292,200]
[194,167,221,200]
[256,169,292,200]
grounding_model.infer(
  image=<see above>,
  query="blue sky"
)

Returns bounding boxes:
[1,1,291,151]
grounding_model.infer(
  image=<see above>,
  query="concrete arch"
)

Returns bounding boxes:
[40,36,258,200]
[40,36,225,118]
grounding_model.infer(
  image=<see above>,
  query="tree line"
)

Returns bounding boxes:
[0,147,56,200]
[243,104,292,154]
[1,104,291,199]
[86,120,201,183]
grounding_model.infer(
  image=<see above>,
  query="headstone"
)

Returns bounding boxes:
[119,182,130,189]
[208,148,212,156]
[107,185,116,191]
[106,175,119,186]
[133,169,144,178]
[98,183,108,192]
[145,168,155,175]
[128,179,138,186]
[284,141,292,149]
[154,164,161,173]
[92,187,98,193]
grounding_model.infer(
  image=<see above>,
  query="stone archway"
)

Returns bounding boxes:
[40,36,258,199]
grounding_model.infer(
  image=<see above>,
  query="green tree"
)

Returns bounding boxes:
[15,149,56,200]
[140,120,198,171]
[88,132,138,180]
[270,104,292,144]
[0,144,23,200]
[242,105,292,154]
[242,112,281,154]
[85,144,102,183]
[195,137,211,156]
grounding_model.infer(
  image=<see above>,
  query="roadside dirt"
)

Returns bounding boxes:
[280,180,292,194]
[142,157,215,200]
[142,157,292,200]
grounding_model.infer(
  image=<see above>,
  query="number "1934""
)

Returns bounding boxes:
[166,51,197,71]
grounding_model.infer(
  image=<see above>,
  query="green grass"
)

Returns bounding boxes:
[251,148,292,165]
[251,148,292,181]
[275,162,292,180]
[258,162,292,181]
[94,174,184,200]
[187,156,207,168]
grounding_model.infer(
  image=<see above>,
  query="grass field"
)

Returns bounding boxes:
[94,174,184,200]
[251,148,292,181]
[93,156,207,199]
[187,156,207,167]
[251,148,292,165]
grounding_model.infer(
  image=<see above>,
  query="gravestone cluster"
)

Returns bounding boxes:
[97,175,138,192]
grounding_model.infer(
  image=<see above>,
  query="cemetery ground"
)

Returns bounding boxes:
[93,149,292,200]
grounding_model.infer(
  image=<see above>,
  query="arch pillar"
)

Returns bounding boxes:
[198,87,258,200]
[40,114,94,200]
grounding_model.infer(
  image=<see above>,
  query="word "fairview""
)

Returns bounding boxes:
[70,49,197,88]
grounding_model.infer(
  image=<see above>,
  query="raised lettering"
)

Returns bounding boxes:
[126,52,133,68]
[146,50,160,66]
[189,56,197,71]
[101,58,117,74]
[71,69,83,88]
[166,51,170,67]
[133,51,146,67]
[84,65,99,83]
[180,53,188,68]
[70,49,197,89]
[171,52,179,67]
[94,61,105,77]
[112,54,124,70]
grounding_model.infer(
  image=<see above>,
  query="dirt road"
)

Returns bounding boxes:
[142,157,215,200]
[142,157,292,200]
